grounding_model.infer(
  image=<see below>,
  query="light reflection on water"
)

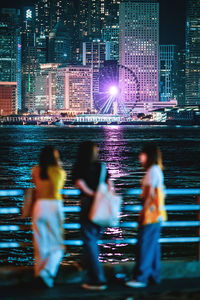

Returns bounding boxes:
[0,125,200,265]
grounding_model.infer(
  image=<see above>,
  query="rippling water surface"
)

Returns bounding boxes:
[0,125,200,265]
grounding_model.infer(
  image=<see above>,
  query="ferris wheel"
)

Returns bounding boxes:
[94,62,140,117]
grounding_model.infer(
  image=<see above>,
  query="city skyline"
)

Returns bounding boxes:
[0,0,199,116]
[0,0,186,47]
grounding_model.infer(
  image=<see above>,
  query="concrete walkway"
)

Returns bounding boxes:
[0,261,200,299]
[0,278,200,300]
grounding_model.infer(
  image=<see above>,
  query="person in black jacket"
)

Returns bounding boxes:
[72,141,110,291]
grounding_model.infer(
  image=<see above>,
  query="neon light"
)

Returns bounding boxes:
[0,242,20,248]
[28,74,31,92]
[61,189,81,196]
[0,208,20,214]
[1,237,200,249]
[63,223,81,229]
[62,206,81,213]
[63,240,83,246]
[0,225,20,231]
[0,188,200,197]
[0,190,24,196]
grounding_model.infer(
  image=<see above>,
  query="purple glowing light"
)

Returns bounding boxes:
[109,86,119,96]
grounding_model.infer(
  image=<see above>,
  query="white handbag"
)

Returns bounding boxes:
[88,163,122,227]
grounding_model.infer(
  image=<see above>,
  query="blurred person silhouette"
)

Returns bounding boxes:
[126,143,167,288]
[72,141,111,291]
[31,146,66,288]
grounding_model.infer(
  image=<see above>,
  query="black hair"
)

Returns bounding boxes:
[39,146,59,179]
[76,141,98,167]
[141,143,163,170]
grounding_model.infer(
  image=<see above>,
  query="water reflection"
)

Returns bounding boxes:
[0,126,199,265]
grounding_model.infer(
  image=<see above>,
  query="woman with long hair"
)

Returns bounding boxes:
[126,143,167,288]
[72,141,110,291]
[31,146,66,288]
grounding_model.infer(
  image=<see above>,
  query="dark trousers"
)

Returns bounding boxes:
[134,223,161,284]
[81,220,106,284]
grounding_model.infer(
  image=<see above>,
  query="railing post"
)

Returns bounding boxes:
[197,196,200,261]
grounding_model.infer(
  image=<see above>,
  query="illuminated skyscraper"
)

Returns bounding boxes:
[0,82,17,116]
[83,40,107,97]
[185,0,200,105]
[0,8,22,110]
[35,0,79,63]
[34,63,60,112]
[57,66,93,113]
[21,7,37,112]
[172,49,186,106]
[119,0,159,111]
[79,0,121,40]
[102,25,119,61]
[48,22,72,63]
[160,45,176,102]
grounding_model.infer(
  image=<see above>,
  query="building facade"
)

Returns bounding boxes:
[48,22,72,63]
[79,0,121,40]
[102,25,119,61]
[34,63,59,112]
[21,7,37,112]
[83,40,107,96]
[160,45,176,102]
[0,8,22,111]
[0,82,17,116]
[185,0,200,105]
[172,49,186,106]
[58,66,93,114]
[119,0,159,112]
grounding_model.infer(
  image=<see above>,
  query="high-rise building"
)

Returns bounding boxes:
[119,0,159,112]
[21,7,37,112]
[57,66,93,113]
[79,0,121,40]
[160,45,176,102]
[35,0,70,35]
[35,0,79,63]
[36,33,48,64]
[83,40,107,96]
[79,0,101,40]
[34,63,60,112]
[48,22,72,63]
[0,8,22,111]
[185,0,200,105]
[172,49,186,106]
[102,25,119,61]
[0,82,17,116]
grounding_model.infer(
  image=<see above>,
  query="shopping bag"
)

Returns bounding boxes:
[88,163,122,227]
[21,188,36,218]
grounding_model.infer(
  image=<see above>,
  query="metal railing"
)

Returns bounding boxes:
[0,188,200,260]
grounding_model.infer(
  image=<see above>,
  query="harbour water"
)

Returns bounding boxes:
[0,125,200,265]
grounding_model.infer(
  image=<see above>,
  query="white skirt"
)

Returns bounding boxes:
[32,199,64,287]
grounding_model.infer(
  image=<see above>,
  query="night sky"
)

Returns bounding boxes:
[0,0,186,48]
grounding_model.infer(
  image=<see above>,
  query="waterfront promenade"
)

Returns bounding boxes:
[1,188,200,299]
[0,262,200,299]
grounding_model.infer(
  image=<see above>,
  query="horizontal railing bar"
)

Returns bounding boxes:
[124,205,200,212]
[0,188,200,197]
[63,223,81,230]
[1,237,200,248]
[62,206,81,213]
[1,221,200,232]
[1,204,200,215]
[0,225,20,231]
[121,221,200,228]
